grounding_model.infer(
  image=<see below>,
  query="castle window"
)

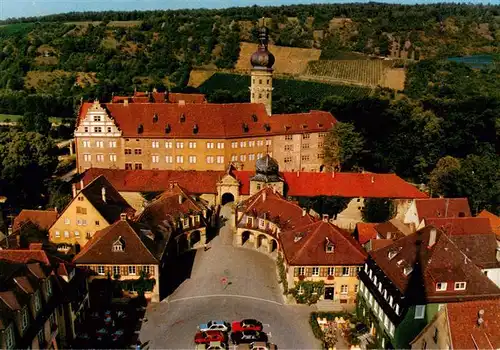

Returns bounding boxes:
[94,127,102,133]
[259,93,262,99]
[266,93,269,98]
[135,163,142,170]
[267,79,270,84]
[109,141,116,148]
[248,154,255,161]
[217,142,224,149]
[188,155,197,164]
[303,133,310,139]
[165,156,173,164]
[125,148,132,155]
[109,154,117,162]
[83,140,91,148]
[125,163,132,170]
[84,127,89,132]
[176,155,184,163]
[216,156,224,164]
[176,142,184,149]
[284,157,292,163]
[96,141,104,148]
[152,141,160,148]
[206,142,214,149]
[259,79,262,84]
[206,156,215,164]
[152,155,160,163]
[285,135,293,141]
[188,141,197,149]
[134,148,142,155]
[165,141,173,149]
[96,154,104,162]
[107,127,112,133]
[302,143,310,149]
[93,116,101,122]
[301,155,310,161]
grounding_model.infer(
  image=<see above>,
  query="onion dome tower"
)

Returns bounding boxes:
[249,154,284,196]
[250,26,275,115]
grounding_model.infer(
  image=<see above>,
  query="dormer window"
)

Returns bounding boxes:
[153,113,158,123]
[302,124,308,129]
[242,123,249,133]
[165,124,171,134]
[436,282,447,291]
[252,114,258,122]
[180,113,186,123]
[403,266,413,276]
[388,247,402,260]
[263,123,271,132]
[259,219,265,229]
[317,123,323,128]
[137,124,144,134]
[112,236,124,252]
[294,232,305,242]
[454,282,466,290]
[193,124,199,134]
[325,237,334,253]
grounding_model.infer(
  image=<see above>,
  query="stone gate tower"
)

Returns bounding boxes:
[250,26,275,115]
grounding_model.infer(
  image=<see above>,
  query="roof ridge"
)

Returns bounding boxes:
[288,221,325,263]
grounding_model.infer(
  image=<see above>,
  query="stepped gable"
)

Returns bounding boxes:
[425,217,492,235]
[78,168,224,194]
[370,226,500,302]
[234,171,427,198]
[73,219,158,265]
[238,187,314,231]
[79,175,135,223]
[12,209,58,232]
[477,210,500,238]
[356,223,378,245]
[447,299,500,350]
[137,183,207,227]
[77,102,334,138]
[416,198,471,220]
[280,221,367,266]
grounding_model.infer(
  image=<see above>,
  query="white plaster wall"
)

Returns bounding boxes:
[483,268,500,288]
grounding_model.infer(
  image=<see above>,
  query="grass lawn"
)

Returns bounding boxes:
[0,114,64,124]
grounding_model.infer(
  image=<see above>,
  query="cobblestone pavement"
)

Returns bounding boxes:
[139,204,321,349]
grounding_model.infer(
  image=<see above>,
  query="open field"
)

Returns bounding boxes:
[25,70,97,90]
[235,42,321,74]
[305,60,384,86]
[198,72,372,101]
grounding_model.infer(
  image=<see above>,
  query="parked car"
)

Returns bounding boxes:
[198,320,230,332]
[194,331,227,344]
[207,341,227,349]
[195,344,207,350]
[237,342,277,350]
[231,319,263,333]
[231,331,268,345]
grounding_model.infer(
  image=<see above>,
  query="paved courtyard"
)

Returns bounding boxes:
[139,204,321,349]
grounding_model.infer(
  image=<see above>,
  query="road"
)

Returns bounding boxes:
[139,204,321,349]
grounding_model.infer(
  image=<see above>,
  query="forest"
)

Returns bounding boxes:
[0,3,497,217]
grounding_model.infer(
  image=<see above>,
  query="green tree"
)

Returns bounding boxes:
[361,198,395,223]
[324,122,364,171]
[19,112,52,135]
[429,156,461,196]
[47,180,72,212]
[18,223,48,248]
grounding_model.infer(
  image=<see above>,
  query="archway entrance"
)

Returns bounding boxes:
[190,230,201,247]
[270,239,278,252]
[242,231,252,246]
[221,192,235,205]
[257,234,268,250]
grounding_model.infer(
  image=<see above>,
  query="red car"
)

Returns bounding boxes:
[231,319,263,333]
[194,331,227,344]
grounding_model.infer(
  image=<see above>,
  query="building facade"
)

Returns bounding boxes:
[74,29,336,174]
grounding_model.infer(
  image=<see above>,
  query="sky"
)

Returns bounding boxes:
[0,0,498,20]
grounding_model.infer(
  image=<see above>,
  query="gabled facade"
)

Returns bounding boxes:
[356,226,500,349]
[410,299,500,350]
[73,217,162,302]
[281,220,367,308]
[49,175,134,249]
[403,198,471,230]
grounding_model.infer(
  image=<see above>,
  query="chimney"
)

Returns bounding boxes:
[54,207,58,214]
[16,234,20,246]
[272,186,276,194]
[332,172,335,178]
[101,187,106,203]
[302,208,307,217]
[8,226,12,236]
[80,179,84,189]
[428,228,437,247]
[124,99,129,106]
[120,213,127,221]
[72,183,77,198]
[296,171,299,177]
[371,176,375,184]
[178,194,183,205]
[178,100,186,106]
[477,309,485,326]
[262,191,267,202]
[322,214,329,222]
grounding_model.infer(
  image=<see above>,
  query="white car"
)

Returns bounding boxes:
[207,341,227,350]
[198,320,230,332]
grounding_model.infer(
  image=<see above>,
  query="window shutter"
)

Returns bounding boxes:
[350,267,356,277]
[335,267,342,277]
[294,267,299,277]
[122,266,127,276]
[306,267,312,277]
[320,267,327,277]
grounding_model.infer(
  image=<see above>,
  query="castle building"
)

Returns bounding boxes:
[74,28,335,174]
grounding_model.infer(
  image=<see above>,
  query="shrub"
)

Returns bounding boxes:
[276,253,288,294]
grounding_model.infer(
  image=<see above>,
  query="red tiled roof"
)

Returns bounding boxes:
[78,102,335,138]
[280,221,367,266]
[425,217,492,235]
[79,168,225,194]
[477,210,500,238]
[234,170,427,198]
[370,239,394,251]
[0,249,50,265]
[0,291,21,311]
[12,209,58,232]
[137,184,207,226]
[450,233,500,269]
[370,226,500,302]
[415,198,471,220]
[356,223,378,244]
[238,187,315,231]
[167,93,206,104]
[447,299,500,350]
[73,219,158,265]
